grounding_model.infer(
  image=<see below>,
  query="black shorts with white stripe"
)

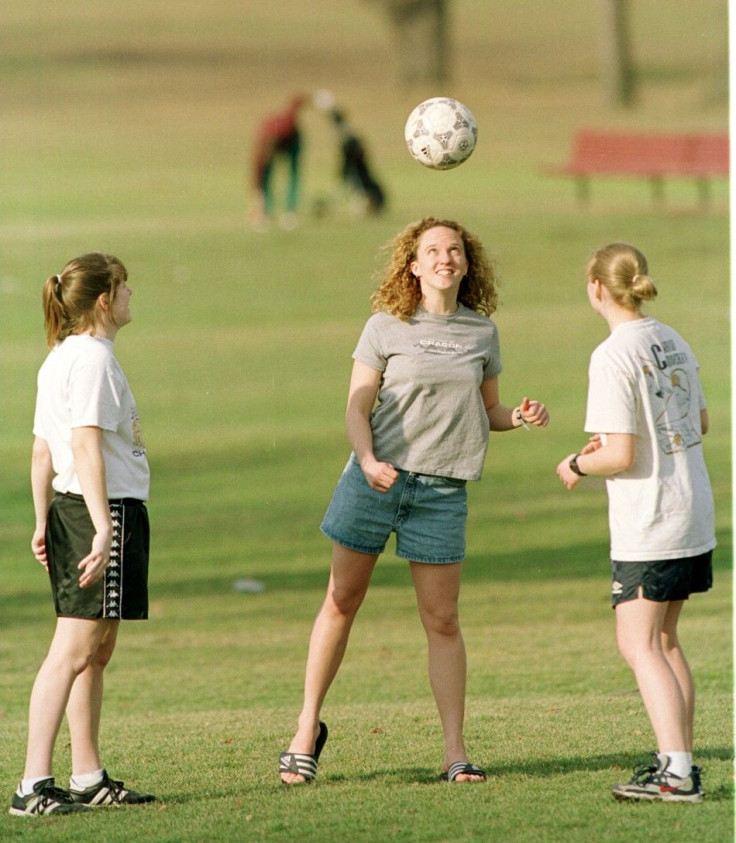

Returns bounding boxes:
[46,492,150,620]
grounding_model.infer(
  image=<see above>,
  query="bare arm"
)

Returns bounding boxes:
[556,432,635,490]
[345,360,399,492]
[71,426,113,588]
[700,408,709,436]
[30,436,55,570]
[480,378,550,431]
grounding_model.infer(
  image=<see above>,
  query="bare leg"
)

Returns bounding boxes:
[67,620,119,776]
[660,600,695,751]
[615,597,689,751]
[280,545,378,783]
[22,618,110,780]
[411,561,483,782]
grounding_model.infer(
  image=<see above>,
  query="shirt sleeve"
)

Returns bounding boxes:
[352,315,387,372]
[482,321,502,379]
[68,357,125,432]
[584,353,638,434]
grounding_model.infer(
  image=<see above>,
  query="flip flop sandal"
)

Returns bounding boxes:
[279,721,329,783]
[439,761,487,782]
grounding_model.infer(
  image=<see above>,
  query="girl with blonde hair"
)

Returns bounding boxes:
[557,242,715,802]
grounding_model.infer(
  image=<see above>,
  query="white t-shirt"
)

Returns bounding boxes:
[353,305,502,480]
[584,317,715,561]
[33,334,150,500]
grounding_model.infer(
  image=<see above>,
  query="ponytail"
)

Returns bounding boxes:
[586,243,657,311]
[41,253,127,349]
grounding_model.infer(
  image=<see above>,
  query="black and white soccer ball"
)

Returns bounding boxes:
[404,97,477,170]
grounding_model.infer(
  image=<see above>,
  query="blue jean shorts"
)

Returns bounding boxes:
[320,454,468,564]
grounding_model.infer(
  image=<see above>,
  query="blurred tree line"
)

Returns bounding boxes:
[363,0,450,84]
[364,0,635,100]
[364,0,726,108]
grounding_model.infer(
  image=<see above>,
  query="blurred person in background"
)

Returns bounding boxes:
[250,95,306,230]
[328,105,386,216]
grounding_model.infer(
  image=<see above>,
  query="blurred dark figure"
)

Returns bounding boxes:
[250,95,306,230]
[331,109,386,216]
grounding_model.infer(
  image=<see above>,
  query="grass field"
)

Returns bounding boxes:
[0,2,731,840]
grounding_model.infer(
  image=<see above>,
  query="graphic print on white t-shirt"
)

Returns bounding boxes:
[639,343,702,454]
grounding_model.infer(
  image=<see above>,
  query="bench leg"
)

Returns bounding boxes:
[649,176,664,207]
[575,176,590,205]
[697,178,710,209]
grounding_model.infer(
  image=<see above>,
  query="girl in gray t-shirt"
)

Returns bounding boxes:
[279,218,549,786]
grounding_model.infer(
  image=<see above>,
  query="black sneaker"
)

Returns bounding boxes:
[9,778,91,816]
[612,754,703,803]
[69,770,156,807]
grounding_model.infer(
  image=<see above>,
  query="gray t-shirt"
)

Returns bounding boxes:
[353,305,502,480]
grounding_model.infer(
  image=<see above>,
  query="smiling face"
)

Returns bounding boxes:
[410,225,469,304]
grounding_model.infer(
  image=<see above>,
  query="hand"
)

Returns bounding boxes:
[361,457,399,493]
[519,396,549,428]
[556,453,582,490]
[77,530,113,588]
[31,528,49,571]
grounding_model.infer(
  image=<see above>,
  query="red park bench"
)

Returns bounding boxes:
[548,130,729,207]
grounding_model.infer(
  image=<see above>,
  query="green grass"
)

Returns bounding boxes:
[0,1,731,840]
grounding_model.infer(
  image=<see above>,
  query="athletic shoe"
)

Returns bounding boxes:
[9,778,91,816]
[612,754,703,803]
[69,770,156,807]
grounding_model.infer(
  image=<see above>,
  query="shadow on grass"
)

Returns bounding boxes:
[317,745,734,799]
[2,531,730,628]
[150,527,731,596]
[2,530,731,620]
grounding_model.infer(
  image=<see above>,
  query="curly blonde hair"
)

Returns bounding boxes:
[370,218,499,320]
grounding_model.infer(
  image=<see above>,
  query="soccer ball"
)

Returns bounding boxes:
[404,97,477,170]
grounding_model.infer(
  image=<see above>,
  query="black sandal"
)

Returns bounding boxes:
[439,761,487,782]
[279,721,329,783]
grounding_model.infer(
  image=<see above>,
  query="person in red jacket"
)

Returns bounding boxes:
[250,95,306,230]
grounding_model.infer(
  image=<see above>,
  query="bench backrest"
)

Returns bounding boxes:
[571,131,729,176]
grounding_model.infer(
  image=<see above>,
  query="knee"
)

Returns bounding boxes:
[616,638,636,668]
[62,649,96,677]
[422,607,460,638]
[616,632,659,669]
[324,587,364,619]
[90,640,116,670]
[67,639,115,675]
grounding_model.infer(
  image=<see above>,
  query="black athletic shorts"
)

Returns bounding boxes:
[46,493,150,620]
[611,550,713,608]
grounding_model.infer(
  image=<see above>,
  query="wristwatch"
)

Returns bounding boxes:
[569,454,587,477]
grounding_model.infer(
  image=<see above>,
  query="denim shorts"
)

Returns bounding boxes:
[320,454,468,564]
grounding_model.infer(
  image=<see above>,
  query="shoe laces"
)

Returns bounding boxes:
[101,776,129,803]
[629,754,660,785]
[37,783,74,809]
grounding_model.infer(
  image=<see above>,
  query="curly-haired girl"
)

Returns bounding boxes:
[279,219,549,785]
